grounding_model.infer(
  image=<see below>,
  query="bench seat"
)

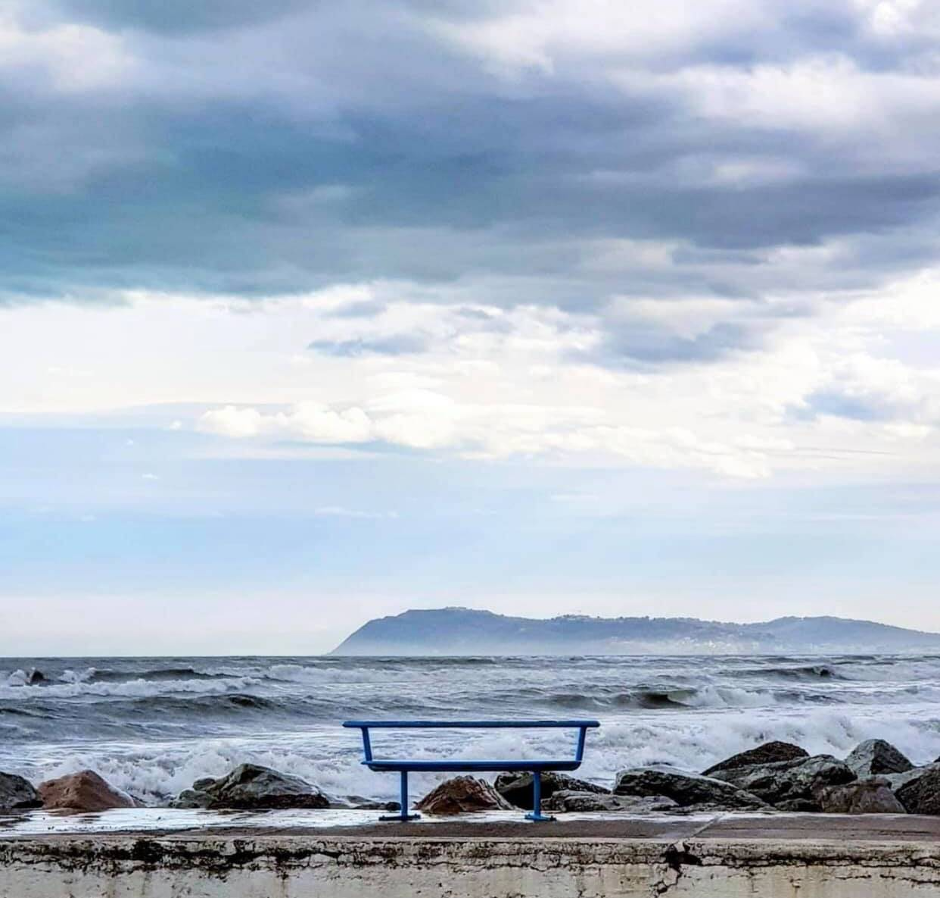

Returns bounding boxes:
[363,758,582,773]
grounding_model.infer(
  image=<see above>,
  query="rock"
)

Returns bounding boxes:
[815,777,906,814]
[613,766,766,809]
[886,764,934,792]
[710,754,857,811]
[543,790,677,813]
[38,770,134,812]
[895,764,939,816]
[772,798,821,812]
[0,772,41,810]
[168,789,205,810]
[844,739,914,777]
[494,771,609,809]
[170,764,330,810]
[329,795,400,812]
[702,741,808,777]
[416,776,513,815]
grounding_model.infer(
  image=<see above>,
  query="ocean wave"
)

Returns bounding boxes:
[540,683,789,711]
[87,667,235,684]
[721,664,847,680]
[0,674,264,702]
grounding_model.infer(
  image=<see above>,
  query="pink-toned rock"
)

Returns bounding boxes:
[416,776,513,815]
[38,770,135,812]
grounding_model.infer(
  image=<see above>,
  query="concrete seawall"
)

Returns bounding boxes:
[1,815,937,897]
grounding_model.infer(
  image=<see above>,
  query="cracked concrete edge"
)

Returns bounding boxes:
[1,833,938,898]
[1,834,937,868]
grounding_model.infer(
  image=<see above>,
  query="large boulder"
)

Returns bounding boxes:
[171,764,330,810]
[710,754,856,811]
[494,772,608,809]
[894,764,939,816]
[886,764,935,792]
[815,778,905,814]
[0,772,41,810]
[613,766,766,809]
[416,776,513,815]
[703,742,808,777]
[844,740,914,777]
[544,790,677,813]
[38,770,134,812]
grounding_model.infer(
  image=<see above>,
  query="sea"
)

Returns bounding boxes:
[1,654,938,805]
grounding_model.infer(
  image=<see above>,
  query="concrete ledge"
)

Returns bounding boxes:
[1,815,938,897]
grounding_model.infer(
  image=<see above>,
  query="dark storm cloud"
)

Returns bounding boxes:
[43,0,310,34]
[0,0,937,342]
[595,321,754,365]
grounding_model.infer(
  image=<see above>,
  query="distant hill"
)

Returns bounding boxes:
[332,608,939,656]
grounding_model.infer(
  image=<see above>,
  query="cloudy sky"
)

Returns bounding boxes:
[0,0,937,654]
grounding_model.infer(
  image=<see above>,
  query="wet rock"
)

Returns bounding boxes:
[38,770,135,812]
[702,741,808,777]
[613,766,766,809]
[416,776,513,815]
[895,764,939,816]
[886,764,935,792]
[544,790,677,813]
[329,795,400,812]
[844,739,914,777]
[168,789,207,810]
[0,772,41,810]
[815,777,906,814]
[710,754,856,811]
[494,771,608,809]
[170,763,330,810]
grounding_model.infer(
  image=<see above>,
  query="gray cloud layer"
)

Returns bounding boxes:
[1,1,937,352]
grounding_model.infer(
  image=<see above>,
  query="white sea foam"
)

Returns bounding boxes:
[7,708,937,805]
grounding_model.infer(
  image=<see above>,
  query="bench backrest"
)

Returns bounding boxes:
[342,719,600,764]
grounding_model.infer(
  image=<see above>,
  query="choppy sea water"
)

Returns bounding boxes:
[1,654,937,805]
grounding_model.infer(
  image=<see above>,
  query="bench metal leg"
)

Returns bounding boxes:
[524,771,556,822]
[380,770,420,822]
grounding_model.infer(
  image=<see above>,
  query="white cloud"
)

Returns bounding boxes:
[2,278,937,480]
[0,12,133,93]
[198,405,265,438]
[428,0,768,76]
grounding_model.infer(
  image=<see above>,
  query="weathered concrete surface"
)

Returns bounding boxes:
[0,815,937,898]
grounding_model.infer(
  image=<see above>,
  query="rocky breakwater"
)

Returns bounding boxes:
[1,737,938,819]
[612,738,938,815]
[411,736,936,817]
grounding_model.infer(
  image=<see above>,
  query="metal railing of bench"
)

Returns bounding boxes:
[343,719,600,822]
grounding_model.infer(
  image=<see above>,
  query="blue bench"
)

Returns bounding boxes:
[343,718,600,822]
